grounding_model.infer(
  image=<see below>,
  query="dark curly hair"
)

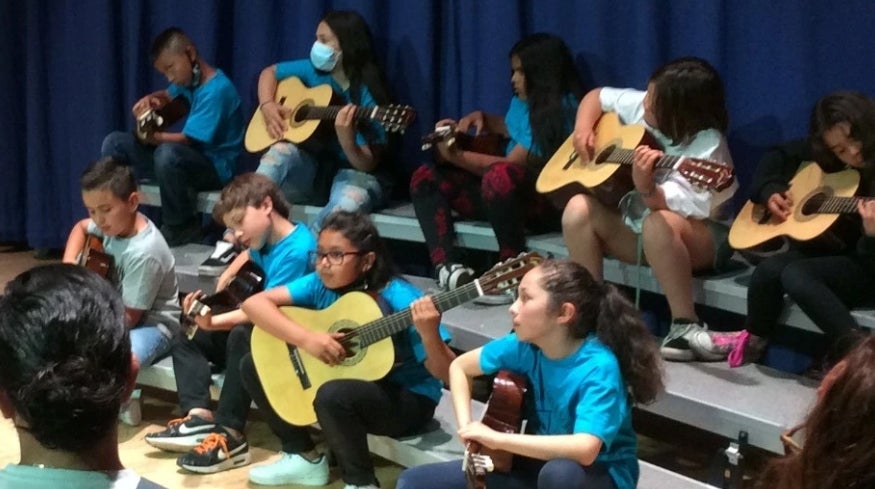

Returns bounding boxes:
[537,260,665,404]
[319,210,395,290]
[809,91,875,169]
[0,264,131,452]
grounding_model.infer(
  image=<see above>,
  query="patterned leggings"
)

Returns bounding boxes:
[409,162,559,266]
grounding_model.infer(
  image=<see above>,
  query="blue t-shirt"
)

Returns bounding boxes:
[168,69,244,183]
[274,59,387,164]
[480,334,638,489]
[503,94,578,158]
[248,222,317,288]
[286,274,452,403]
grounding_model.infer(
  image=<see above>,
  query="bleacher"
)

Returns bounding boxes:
[137,183,846,486]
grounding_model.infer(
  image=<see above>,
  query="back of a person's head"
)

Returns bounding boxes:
[648,56,728,143]
[213,172,291,223]
[0,264,131,452]
[809,90,875,168]
[80,156,138,200]
[757,336,875,489]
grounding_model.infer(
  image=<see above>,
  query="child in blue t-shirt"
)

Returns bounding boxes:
[237,210,456,488]
[397,260,665,489]
[144,173,317,474]
[101,27,244,246]
[255,10,394,232]
[409,33,583,303]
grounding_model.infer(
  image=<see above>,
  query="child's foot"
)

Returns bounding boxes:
[436,263,475,291]
[660,320,707,361]
[118,389,142,426]
[726,331,768,368]
[689,330,745,361]
[199,240,238,276]
[248,452,329,486]
[145,414,218,452]
[176,428,250,474]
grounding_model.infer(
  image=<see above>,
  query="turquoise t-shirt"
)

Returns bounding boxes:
[248,222,316,288]
[167,69,244,183]
[0,464,153,489]
[286,274,452,403]
[480,333,638,489]
[503,94,578,158]
[274,59,388,164]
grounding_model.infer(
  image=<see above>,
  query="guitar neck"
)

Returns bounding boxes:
[603,147,683,170]
[299,105,376,124]
[810,195,870,214]
[349,281,483,347]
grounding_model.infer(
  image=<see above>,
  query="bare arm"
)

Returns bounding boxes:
[410,297,456,383]
[573,88,605,160]
[62,218,91,264]
[216,250,251,292]
[449,349,483,429]
[125,307,145,329]
[132,90,172,117]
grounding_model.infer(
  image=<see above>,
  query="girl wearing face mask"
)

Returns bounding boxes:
[255,10,394,234]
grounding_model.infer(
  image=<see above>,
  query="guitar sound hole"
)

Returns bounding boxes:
[294,105,311,122]
[801,193,827,215]
[593,144,616,164]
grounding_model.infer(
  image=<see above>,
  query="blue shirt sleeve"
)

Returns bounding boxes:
[480,333,528,374]
[286,273,324,307]
[503,96,532,156]
[182,82,230,145]
[381,279,452,362]
[275,59,320,84]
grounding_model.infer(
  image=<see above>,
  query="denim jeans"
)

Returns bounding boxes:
[101,131,223,227]
[256,142,386,233]
[130,324,174,367]
[397,458,618,489]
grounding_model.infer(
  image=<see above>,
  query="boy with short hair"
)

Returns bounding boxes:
[101,27,244,246]
[145,172,316,474]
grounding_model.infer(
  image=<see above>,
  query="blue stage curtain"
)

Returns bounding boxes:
[2,0,874,247]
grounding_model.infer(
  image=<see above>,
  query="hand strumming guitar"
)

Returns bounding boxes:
[457,110,486,135]
[767,191,794,222]
[260,100,293,140]
[182,290,217,331]
[132,91,171,118]
[303,330,347,366]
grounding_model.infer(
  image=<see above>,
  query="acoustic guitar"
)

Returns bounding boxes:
[244,76,416,152]
[463,370,528,489]
[79,234,112,278]
[421,124,508,157]
[184,261,266,339]
[536,112,735,208]
[728,161,861,250]
[135,96,189,143]
[251,252,543,426]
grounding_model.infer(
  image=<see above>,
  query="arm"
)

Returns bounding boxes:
[125,308,145,328]
[572,88,605,160]
[216,250,251,292]
[410,297,456,383]
[470,430,603,466]
[449,349,483,429]
[334,103,380,172]
[750,140,810,204]
[181,290,250,332]
[257,64,294,139]
[61,218,91,264]
[132,89,172,117]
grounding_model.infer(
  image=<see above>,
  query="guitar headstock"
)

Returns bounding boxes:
[463,447,493,489]
[421,125,455,150]
[677,157,735,192]
[374,104,416,133]
[477,252,544,296]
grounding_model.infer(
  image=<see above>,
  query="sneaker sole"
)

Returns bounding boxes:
[179,451,251,474]
[472,295,514,306]
[198,266,227,276]
[248,466,329,486]
[146,433,211,452]
[660,347,695,362]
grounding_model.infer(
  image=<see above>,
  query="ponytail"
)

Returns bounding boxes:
[538,260,664,405]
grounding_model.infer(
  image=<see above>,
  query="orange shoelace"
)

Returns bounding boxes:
[167,416,191,428]
[194,433,228,455]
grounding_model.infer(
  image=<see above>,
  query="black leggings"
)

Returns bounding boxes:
[746,250,875,360]
[239,352,437,486]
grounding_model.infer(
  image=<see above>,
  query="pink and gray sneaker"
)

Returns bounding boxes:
[689,329,745,361]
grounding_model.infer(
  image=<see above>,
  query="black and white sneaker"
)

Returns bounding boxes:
[145,414,217,452]
[177,428,251,474]
[436,263,475,291]
[199,241,238,276]
[660,320,707,362]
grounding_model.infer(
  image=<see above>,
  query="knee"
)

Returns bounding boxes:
[481,162,522,201]
[538,458,586,489]
[227,325,251,350]
[750,256,790,286]
[153,143,186,173]
[410,164,437,195]
[779,262,810,296]
[100,131,134,157]
[313,380,347,414]
[561,193,595,231]
[641,209,680,246]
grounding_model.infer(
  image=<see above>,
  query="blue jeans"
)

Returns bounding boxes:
[130,325,174,367]
[396,458,618,489]
[256,142,386,232]
[101,131,223,227]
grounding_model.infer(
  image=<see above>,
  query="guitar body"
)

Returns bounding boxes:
[421,126,507,158]
[80,235,112,278]
[536,112,653,208]
[728,161,860,249]
[250,292,392,426]
[185,261,266,339]
[245,77,335,152]
[464,371,528,489]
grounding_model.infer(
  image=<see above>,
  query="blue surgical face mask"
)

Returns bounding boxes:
[310,41,340,72]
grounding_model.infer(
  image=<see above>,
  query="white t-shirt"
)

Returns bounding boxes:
[599,87,738,221]
[0,465,159,489]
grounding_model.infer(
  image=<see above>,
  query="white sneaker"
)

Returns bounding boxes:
[436,263,475,291]
[118,389,142,426]
[248,452,329,486]
[660,321,706,362]
[199,241,237,276]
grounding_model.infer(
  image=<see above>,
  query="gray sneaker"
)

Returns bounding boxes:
[436,263,475,291]
[473,290,515,306]
[660,321,707,361]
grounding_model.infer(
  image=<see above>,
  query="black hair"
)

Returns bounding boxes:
[648,57,729,145]
[213,172,291,223]
[809,91,875,169]
[149,27,194,64]
[80,156,138,200]
[537,260,664,404]
[0,264,130,452]
[319,210,395,290]
[321,10,391,107]
[510,33,584,166]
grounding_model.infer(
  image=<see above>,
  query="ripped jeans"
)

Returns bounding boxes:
[256,142,386,232]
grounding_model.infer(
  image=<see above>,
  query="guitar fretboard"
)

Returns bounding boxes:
[601,147,684,170]
[298,105,379,124]
[340,281,482,348]
[804,195,873,214]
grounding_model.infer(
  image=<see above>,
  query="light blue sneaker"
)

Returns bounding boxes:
[248,452,329,486]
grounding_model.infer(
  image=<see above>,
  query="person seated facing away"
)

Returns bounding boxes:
[255,10,395,233]
[144,173,317,473]
[410,33,582,301]
[562,57,737,362]
[691,92,875,371]
[755,335,875,489]
[397,260,664,489]
[238,211,456,489]
[62,157,180,375]
[102,27,244,246]
[0,264,167,489]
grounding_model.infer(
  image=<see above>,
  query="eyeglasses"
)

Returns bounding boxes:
[308,250,364,266]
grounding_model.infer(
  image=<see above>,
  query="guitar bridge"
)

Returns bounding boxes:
[288,346,311,390]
